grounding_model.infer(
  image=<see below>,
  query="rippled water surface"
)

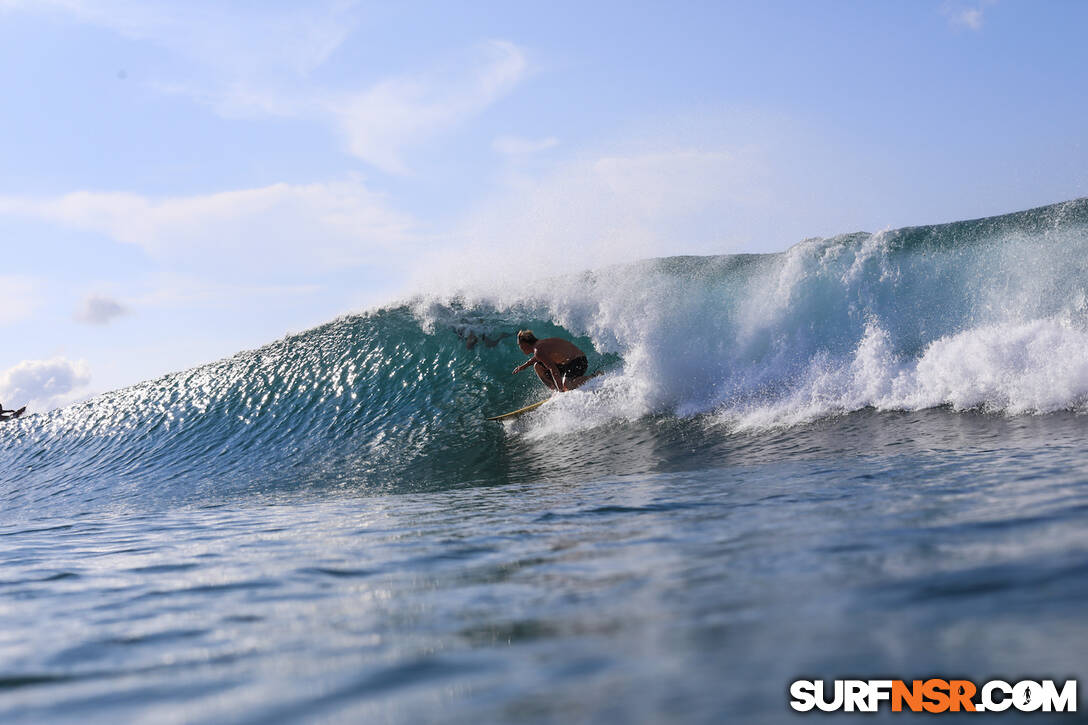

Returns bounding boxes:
[3,409,1086,723]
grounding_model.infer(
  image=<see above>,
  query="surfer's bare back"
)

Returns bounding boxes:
[511,330,593,392]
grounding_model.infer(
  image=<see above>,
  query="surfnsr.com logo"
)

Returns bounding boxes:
[789,679,1077,713]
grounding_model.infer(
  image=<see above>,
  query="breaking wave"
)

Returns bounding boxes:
[3,198,1087,512]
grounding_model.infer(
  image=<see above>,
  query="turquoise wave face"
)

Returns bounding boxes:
[3,198,1088,514]
[0,307,607,514]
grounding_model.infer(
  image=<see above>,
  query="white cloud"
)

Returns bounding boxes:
[0,142,773,315]
[0,356,91,412]
[943,1,995,31]
[324,40,528,173]
[150,39,528,173]
[957,9,983,29]
[2,0,359,76]
[4,2,527,174]
[0,178,417,275]
[75,293,129,325]
[493,135,560,155]
[156,28,525,172]
[0,276,39,325]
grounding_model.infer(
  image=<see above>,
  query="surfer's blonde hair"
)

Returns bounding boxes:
[517,330,538,346]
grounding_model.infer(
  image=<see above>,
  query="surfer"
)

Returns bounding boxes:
[0,403,25,420]
[512,330,593,392]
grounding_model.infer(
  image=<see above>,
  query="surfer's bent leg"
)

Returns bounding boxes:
[534,362,559,391]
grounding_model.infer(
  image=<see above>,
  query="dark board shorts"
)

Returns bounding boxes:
[557,355,588,379]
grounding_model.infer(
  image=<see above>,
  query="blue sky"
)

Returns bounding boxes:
[1,0,1086,410]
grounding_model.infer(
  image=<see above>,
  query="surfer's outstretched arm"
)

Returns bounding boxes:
[512,357,537,375]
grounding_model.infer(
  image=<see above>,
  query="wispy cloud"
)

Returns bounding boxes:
[2,0,360,76]
[493,135,560,156]
[4,2,527,174]
[75,293,129,325]
[0,356,91,412]
[0,178,417,274]
[327,41,528,173]
[943,0,996,31]
[205,39,530,173]
[0,142,771,313]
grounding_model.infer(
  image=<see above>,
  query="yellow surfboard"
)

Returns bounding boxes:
[487,371,605,421]
[486,397,551,421]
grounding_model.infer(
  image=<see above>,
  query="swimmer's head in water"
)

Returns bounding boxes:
[517,329,537,354]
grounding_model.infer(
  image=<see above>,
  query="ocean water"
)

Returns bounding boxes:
[2,200,1088,723]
